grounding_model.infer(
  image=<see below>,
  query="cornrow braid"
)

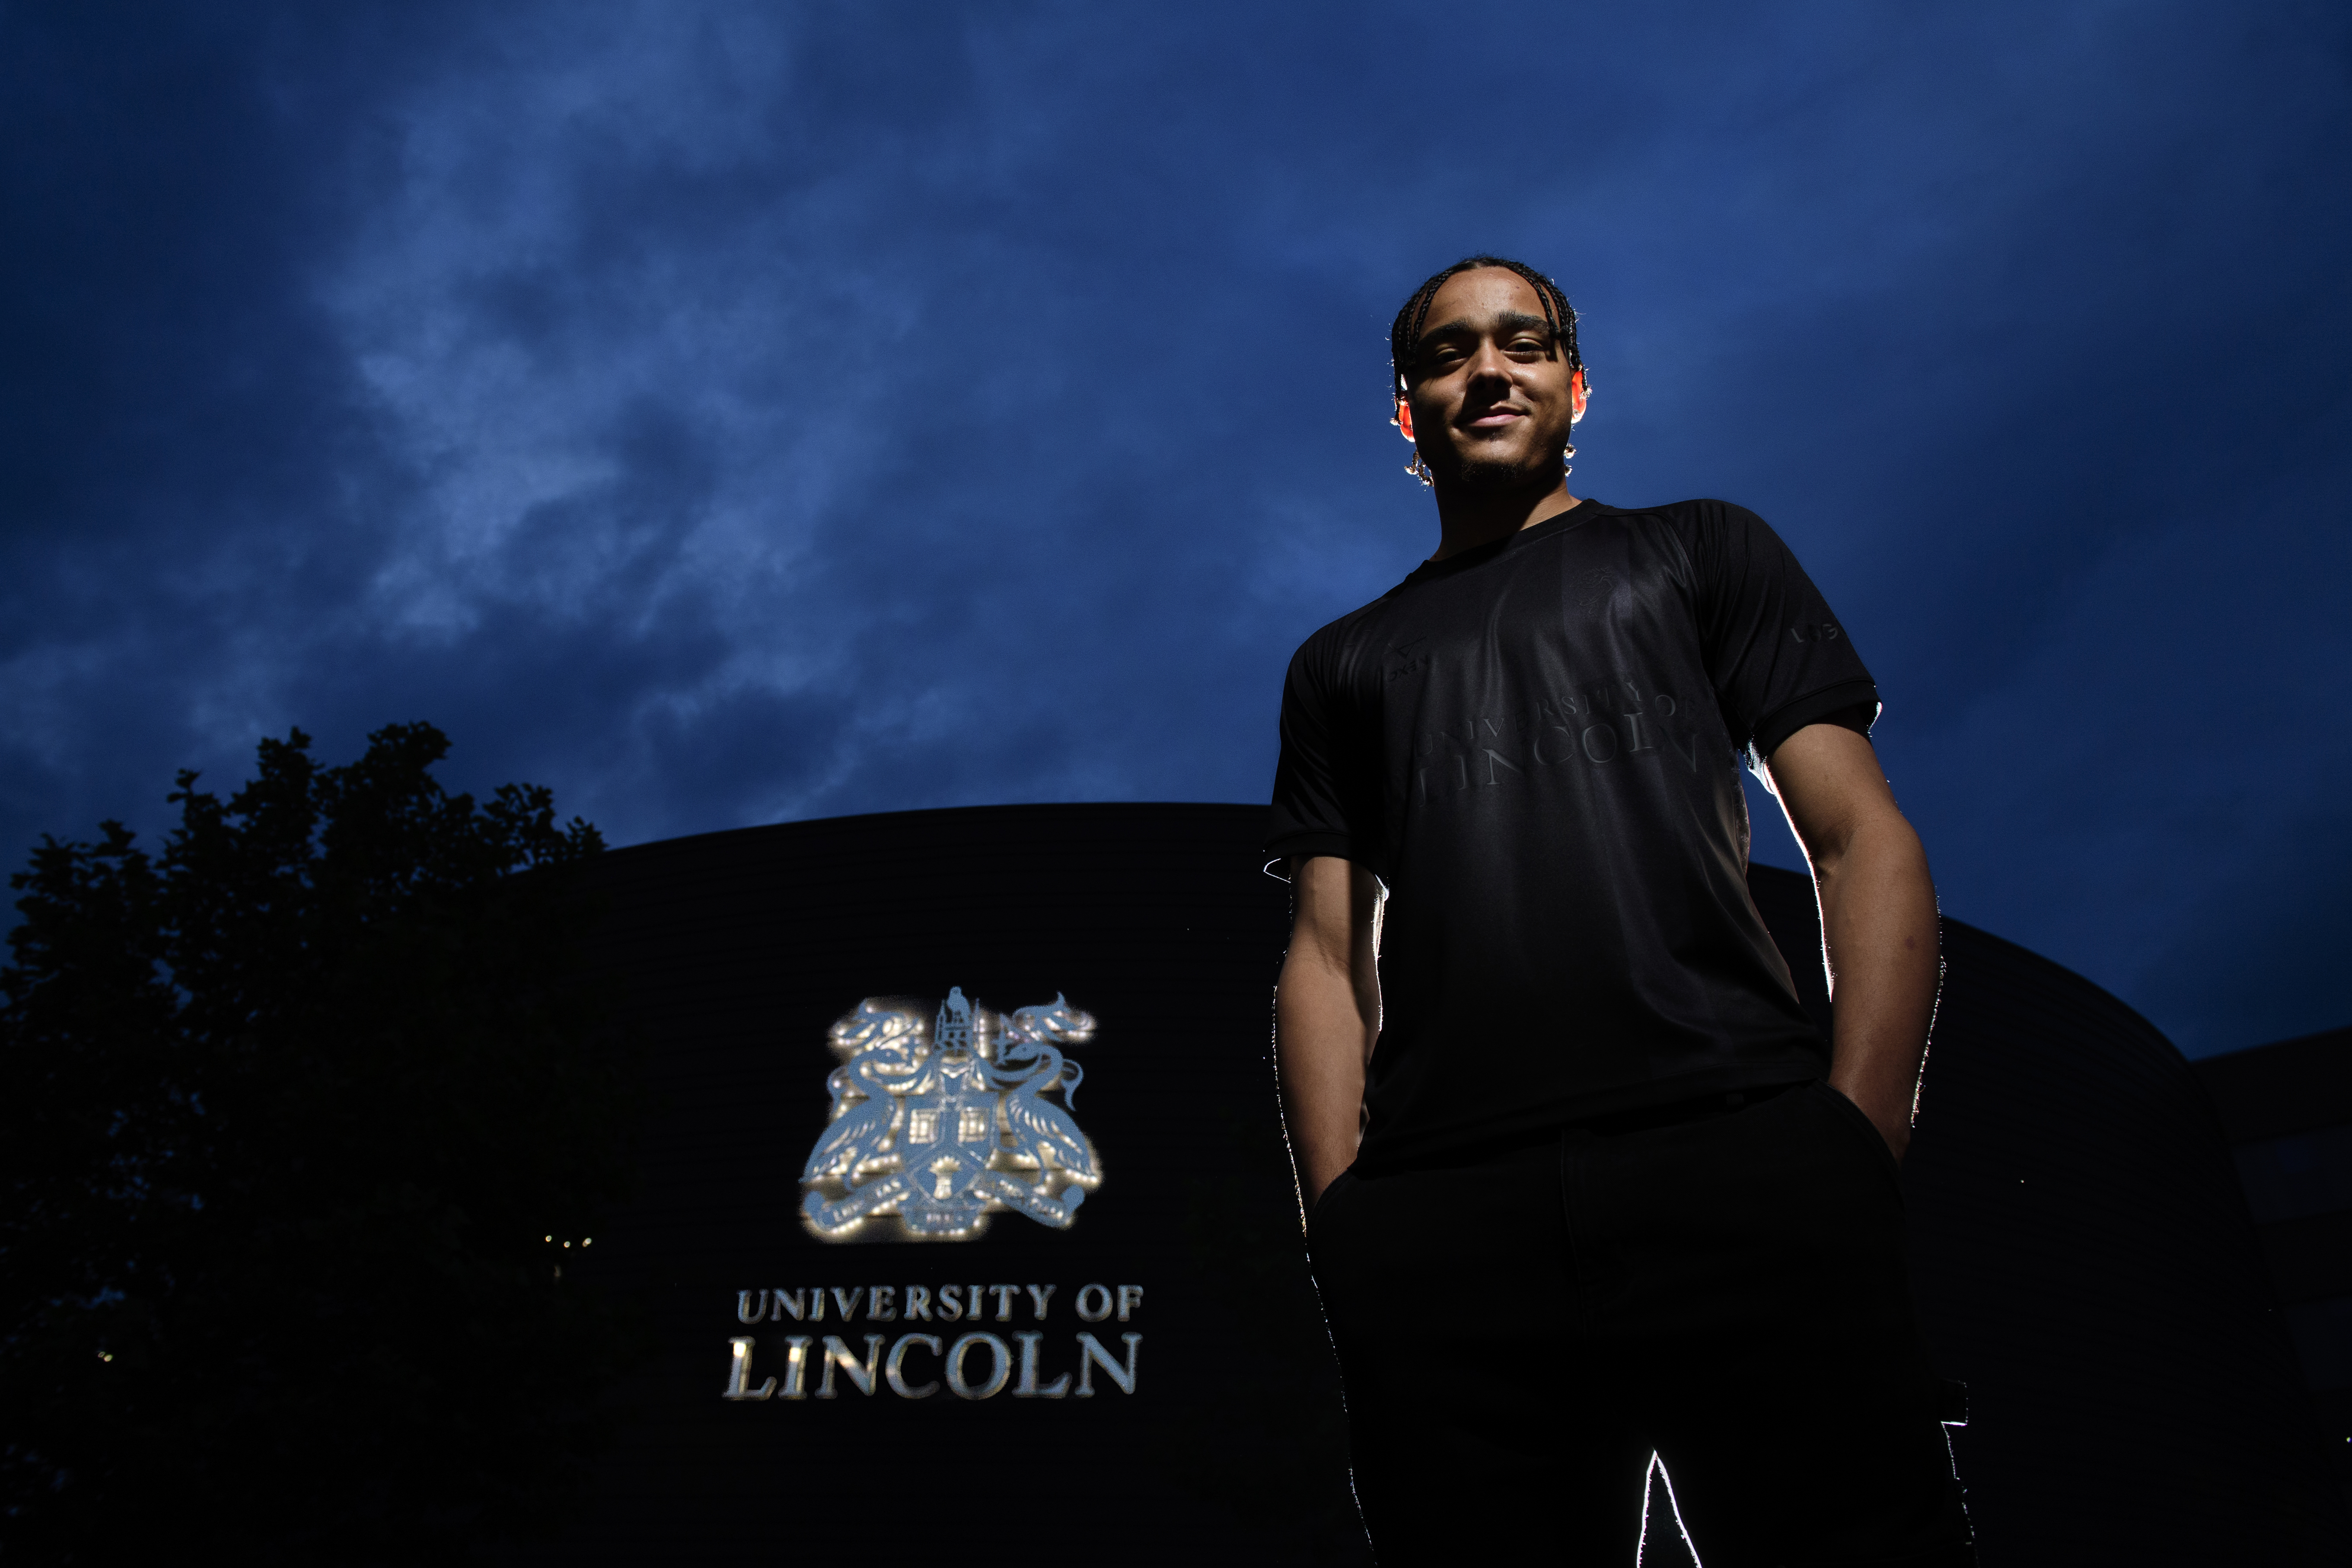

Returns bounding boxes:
[1387,255,1586,405]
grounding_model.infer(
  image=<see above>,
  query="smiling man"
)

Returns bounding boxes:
[1268,257,1973,1565]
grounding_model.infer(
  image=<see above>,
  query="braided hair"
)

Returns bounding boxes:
[1387,255,1585,405]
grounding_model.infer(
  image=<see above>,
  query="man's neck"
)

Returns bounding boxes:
[1428,477,1581,561]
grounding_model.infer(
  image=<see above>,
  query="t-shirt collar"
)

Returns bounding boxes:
[1402,497,1607,586]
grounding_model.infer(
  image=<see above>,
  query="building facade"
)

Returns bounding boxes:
[512,803,2344,1564]
[2192,1027,2352,1484]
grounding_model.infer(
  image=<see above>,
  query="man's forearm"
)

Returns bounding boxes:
[1817,813,1940,1160]
[1275,856,1380,1219]
[1276,950,1371,1215]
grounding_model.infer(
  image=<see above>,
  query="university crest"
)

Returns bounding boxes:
[799,988,1101,1241]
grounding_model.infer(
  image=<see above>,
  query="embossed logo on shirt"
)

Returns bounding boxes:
[1412,676,1703,801]
[1570,568,1619,618]
[1384,637,1432,684]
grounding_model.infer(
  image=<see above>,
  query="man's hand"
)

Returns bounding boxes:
[1275,855,1383,1221]
[1759,723,1940,1162]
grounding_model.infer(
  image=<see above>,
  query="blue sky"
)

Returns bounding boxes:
[4,0,2346,1055]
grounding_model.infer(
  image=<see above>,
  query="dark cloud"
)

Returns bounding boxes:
[0,1,437,826]
[2,0,2346,1056]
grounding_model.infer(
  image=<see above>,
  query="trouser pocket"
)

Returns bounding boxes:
[1305,1164,1358,1239]
[1809,1079,1905,1195]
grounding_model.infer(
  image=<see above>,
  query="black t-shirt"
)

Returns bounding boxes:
[1267,497,1878,1171]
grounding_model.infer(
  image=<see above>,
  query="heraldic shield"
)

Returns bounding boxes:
[798,987,1102,1241]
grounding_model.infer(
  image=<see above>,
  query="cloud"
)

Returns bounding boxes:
[1,0,2346,1053]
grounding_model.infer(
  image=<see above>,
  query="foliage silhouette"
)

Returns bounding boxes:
[0,725,643,1562]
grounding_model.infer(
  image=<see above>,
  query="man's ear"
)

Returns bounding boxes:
[1396,399,1417,440]
[1570,370,1589,424]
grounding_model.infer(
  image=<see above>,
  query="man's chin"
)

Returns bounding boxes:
[1452,454,1554,494]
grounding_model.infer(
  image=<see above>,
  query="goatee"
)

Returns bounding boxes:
[1454,452,1556,494]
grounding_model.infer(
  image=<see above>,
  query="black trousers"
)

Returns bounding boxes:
[1307,1080,1973,1566]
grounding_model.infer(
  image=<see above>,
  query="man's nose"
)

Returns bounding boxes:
[1464,340,1512,381]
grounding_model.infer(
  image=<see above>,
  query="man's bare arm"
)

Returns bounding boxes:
[1275,855,1383,1220]
[1759,722,1940,1162]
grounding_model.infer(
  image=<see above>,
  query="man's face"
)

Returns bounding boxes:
[1399,269,1587,492]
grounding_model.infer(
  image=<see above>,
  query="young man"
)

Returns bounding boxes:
[1268,256,1972,1565]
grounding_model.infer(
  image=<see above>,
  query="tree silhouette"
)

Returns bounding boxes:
[1,724,643,1562]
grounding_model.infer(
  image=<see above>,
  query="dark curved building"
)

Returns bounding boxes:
[1746,868,2346,1562]
[526,803,2344,1565]
[2189,1028,2352,1491]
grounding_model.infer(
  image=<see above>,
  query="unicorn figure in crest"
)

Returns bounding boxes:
[797,987,1103,1240]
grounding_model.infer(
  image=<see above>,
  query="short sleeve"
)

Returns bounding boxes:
[1265,634,1373,876]
[1685,502,1880,768]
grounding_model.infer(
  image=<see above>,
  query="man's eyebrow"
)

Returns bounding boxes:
[1418,310,1557,341]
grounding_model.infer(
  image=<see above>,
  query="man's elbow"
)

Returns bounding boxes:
[1847,810,1933,894]
[1871,807,1931,873]
[1813,806,1927,887]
